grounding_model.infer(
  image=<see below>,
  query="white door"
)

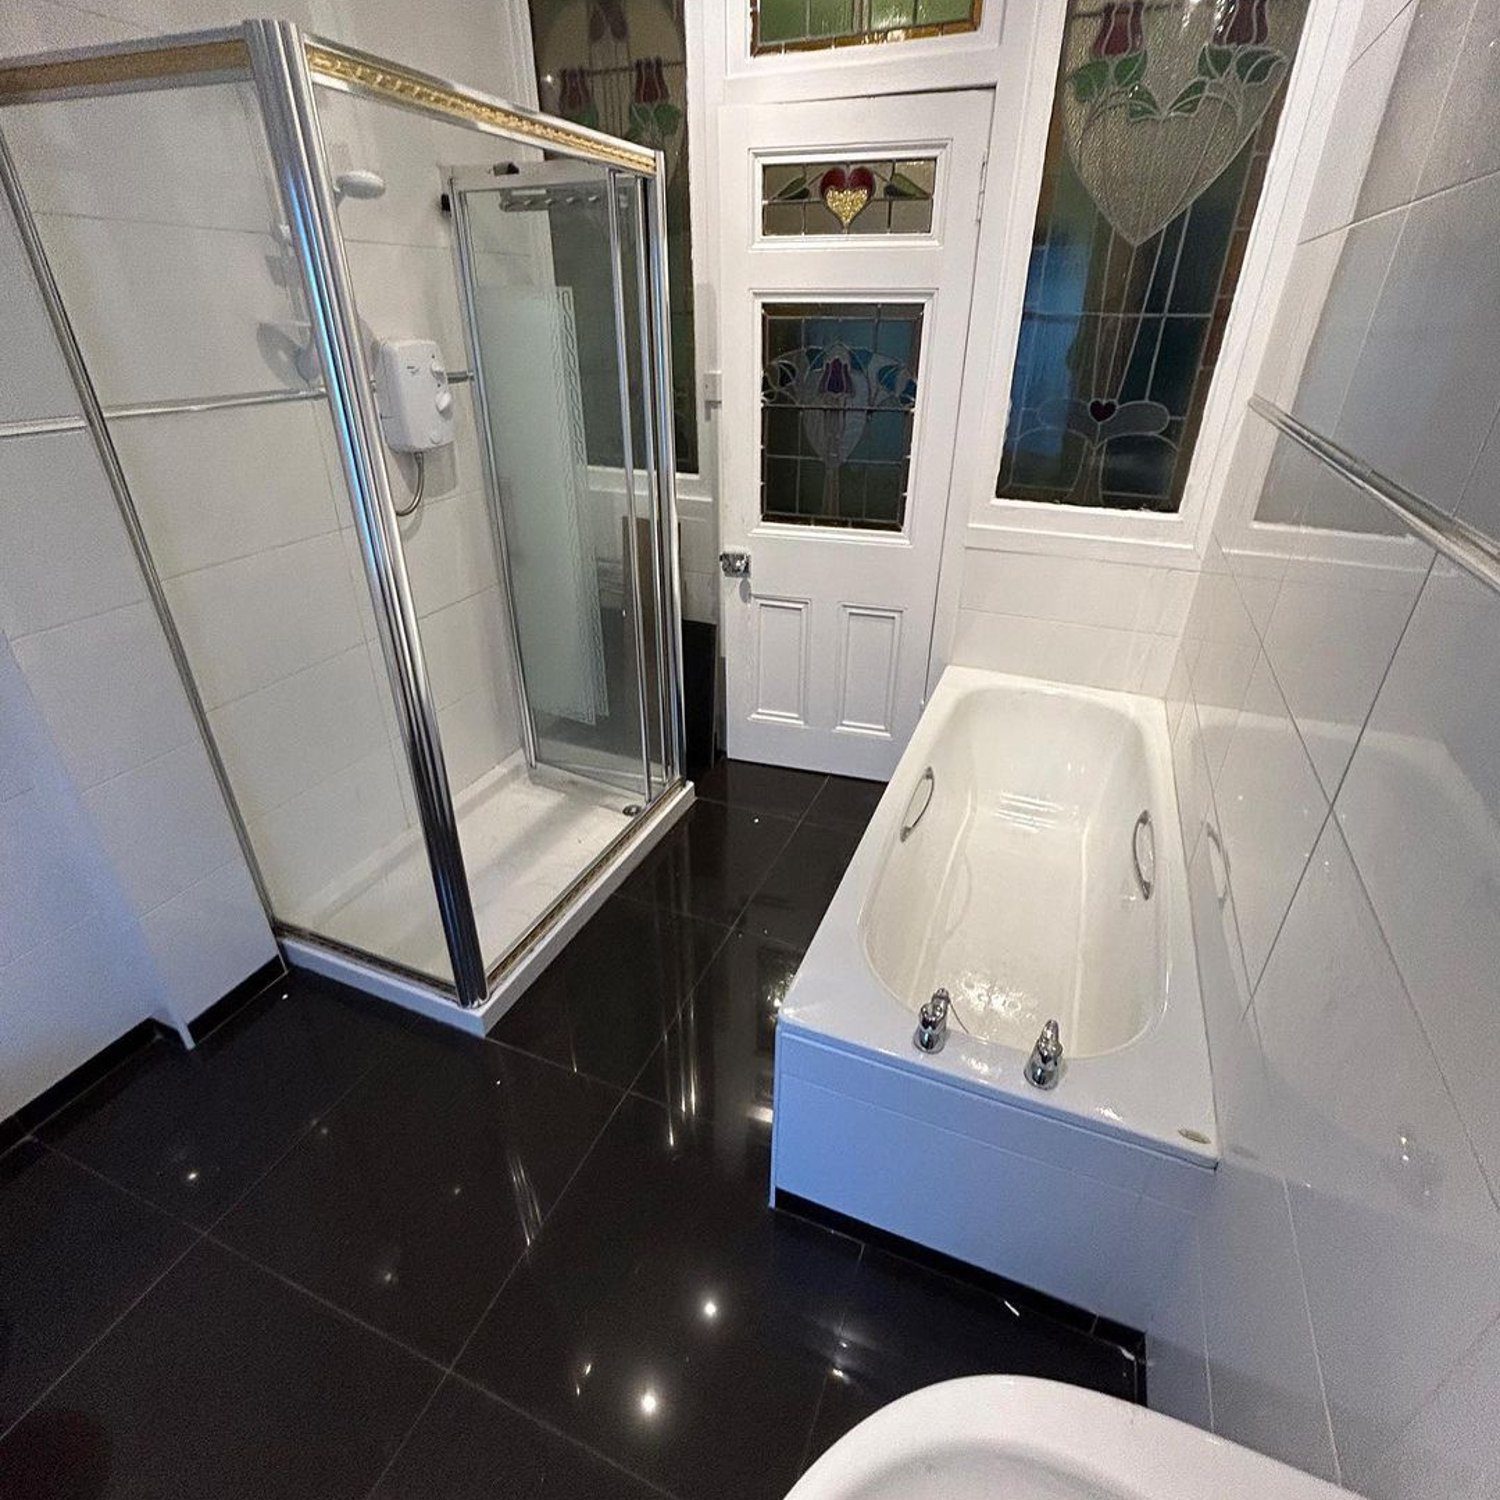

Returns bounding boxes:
[717,91,991,778]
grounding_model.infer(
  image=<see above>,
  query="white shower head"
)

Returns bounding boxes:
[333,169,386,201]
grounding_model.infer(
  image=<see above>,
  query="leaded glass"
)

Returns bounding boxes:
[762,157,937,236]
[530,0,699,472]
[997,0,1308,512]
[760,302,923,531]
[751,0,980,56]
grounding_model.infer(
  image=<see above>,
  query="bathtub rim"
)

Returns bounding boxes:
[777,665,1217,1168]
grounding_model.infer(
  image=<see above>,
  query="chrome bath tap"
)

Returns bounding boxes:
[1025,1019,1064,1089]
[914,988,951,1053]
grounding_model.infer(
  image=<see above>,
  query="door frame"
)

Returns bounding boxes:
[715,90,992,777]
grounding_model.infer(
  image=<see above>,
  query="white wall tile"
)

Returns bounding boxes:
[0,910,156,1122]
[951,609,1174,696]
[115,401,345,578]
[1414,0,1500,199]
[0,430,145,639]
[83,740,242,917]
[1351,0,1417,59]
[12,602,197,790]
[208,644,389,821]
[1336,171,1500,513]
[1259,539,1434,799]
[399,488,502,618]
[1335,561,1500,1195]
[0,207,82,424]
[1255,818,1500,1478]
[1300,6,1414,242]
[959,550,1196,637]
[1352,0,1472,220]
[164,531,366,710]
[3,81,280,234]
[1454,407,1500,543]
[139,856,276,1024]
[1288,211,1404,437]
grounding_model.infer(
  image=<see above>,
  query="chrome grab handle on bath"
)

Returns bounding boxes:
[1205,821,1231,908]
[900,766,935,843]
[1132,809,1155,901]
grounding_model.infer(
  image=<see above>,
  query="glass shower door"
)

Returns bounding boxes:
[451,161,660,804]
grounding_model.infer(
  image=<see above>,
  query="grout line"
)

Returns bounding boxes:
[443,1375,688,1500]
[359,1078,644,1500]
[793,1239,866,1480]
[203,1233,452,1376]
[1280,1174,1345,1487]
[0,1229,206,1448]
[21,1033,168,1140]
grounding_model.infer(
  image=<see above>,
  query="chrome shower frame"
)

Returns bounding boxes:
[0,19,689,1017]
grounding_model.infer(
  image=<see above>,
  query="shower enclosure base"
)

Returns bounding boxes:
[284,776,692,1034]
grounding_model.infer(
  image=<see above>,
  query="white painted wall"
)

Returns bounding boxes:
[1149,5,1500,1497]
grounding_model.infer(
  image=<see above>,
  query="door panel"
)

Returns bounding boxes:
[717,92,992,777]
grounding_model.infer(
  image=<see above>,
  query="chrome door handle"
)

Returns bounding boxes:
[719,549,751,577]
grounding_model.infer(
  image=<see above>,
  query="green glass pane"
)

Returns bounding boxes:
[915,0,973,23]
[758,0,806,44]
[808,0,857,39]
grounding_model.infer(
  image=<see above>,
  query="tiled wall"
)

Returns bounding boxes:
[950,549,1197,697]
[0,0,537,1104]
[0,207,276,1111]
[1149,4,1500,1496]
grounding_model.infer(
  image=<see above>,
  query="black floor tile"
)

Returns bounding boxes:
[615,801,797,929]
[216,1032,621,1363]
[634,927,803,1138]
[741,819,863,949]
[802,1246,1140,1468]
[0,1240,437,1500]
[371,1376,663,1500]
[458,1093,860,1500]
[693,759,826,821]
[802,774,885,832]
[0,1141,193,1432]
[37,980,397,1227]
[489,897,726,1088]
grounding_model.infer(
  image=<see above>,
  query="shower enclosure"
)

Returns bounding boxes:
[0,21,689,1026]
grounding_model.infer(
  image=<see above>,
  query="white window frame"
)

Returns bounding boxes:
[944,0,1354,569]
[706,0,1007,106]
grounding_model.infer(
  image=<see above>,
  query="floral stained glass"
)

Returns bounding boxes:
[530,0,698,472]
[761,303,923,531]
[997,0,1308,512]
[762,158,936,236]
[752,0,980,54]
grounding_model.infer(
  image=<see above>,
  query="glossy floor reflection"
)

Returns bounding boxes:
[0,761,1141,1499]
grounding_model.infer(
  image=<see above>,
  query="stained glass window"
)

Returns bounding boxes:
[529,0,698,473]
[762,158,937,236]
[761,302,923,532]
[997,0,1308,512]
[752,0,981,55]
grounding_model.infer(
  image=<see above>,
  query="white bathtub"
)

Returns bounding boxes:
[771,667,1217,1328]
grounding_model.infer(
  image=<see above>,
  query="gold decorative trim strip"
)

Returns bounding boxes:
[304,43,657,176]
[750,1,982,56]
[0,37,249,103]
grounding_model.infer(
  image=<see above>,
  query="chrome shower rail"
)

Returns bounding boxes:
[1248,395,1500,598]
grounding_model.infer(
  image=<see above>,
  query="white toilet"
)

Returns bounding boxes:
[786,1376,1350,1500]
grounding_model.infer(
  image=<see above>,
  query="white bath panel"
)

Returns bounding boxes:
[836,605,901,737]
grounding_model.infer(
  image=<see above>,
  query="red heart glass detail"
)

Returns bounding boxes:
[1089,399,1118,423]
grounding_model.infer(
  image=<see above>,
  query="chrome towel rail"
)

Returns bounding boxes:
[1249,395,1500,600]
[900,766,935,843]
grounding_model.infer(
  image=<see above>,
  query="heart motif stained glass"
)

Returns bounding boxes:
[1060,0,1303,245]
